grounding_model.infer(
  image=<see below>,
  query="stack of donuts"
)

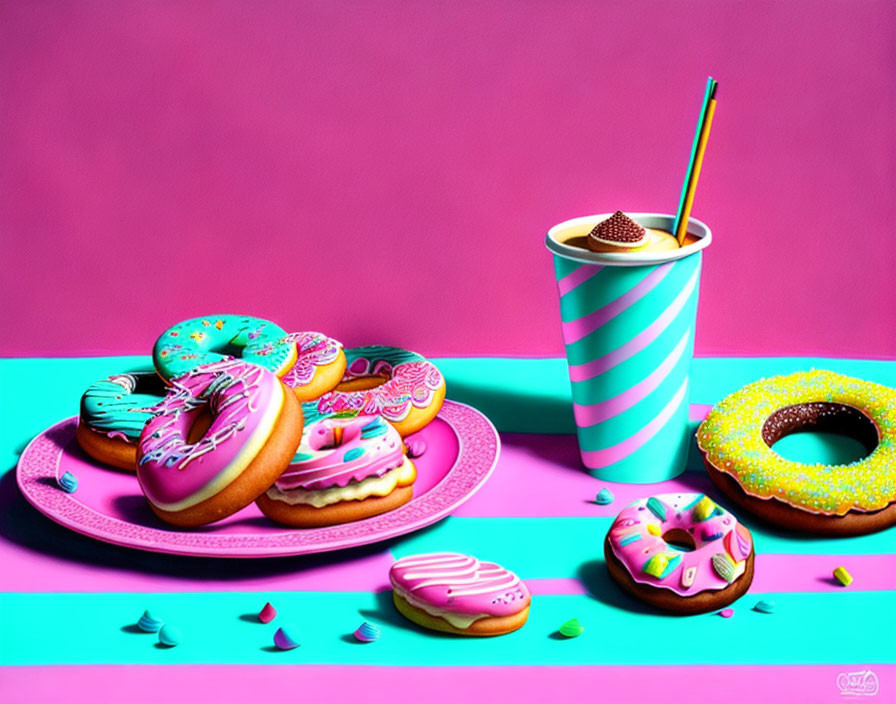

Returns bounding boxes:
[75,315,446,528]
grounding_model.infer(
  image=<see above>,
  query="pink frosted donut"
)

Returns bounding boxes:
[604,493,755,614]
[280,331,347,402]
[256,413,416,527]
[390,552,531,636]
[315,345,446,437]
[136,359,303,527]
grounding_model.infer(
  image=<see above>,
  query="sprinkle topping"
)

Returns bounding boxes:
[587,211,648,247]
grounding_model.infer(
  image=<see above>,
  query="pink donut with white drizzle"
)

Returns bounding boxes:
[136,359,303,527]
[255,412,416,527]
[390,552,531,636]
[281,331,347,402]
[314,345,446,437]
[604,493,755,614]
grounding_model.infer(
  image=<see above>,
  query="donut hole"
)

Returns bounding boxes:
[662,528,696,553]
[763,403,878,465]
[336,376,389,392]
[186,410,214,444]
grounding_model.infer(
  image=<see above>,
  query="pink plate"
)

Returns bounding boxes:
[16,400,499,558]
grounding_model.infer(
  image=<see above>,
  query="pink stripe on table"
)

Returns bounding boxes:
[568,267,699,381]
[525,553,896,595]
[560,263,671,344]
[580,378,688,469]
[572,330,689,427]
[3,665,892,704]
[556,263,602,296]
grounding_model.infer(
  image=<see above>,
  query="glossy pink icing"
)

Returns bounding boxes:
[136,360,283,509]
[607,493,753,597]
[317,355,443,423]
[271,414,403,492]
[389,552,530,619]
[281,331,343,389]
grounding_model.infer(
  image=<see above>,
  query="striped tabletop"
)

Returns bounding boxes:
[0,356,894,703]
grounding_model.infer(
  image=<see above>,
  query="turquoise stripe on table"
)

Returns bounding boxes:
[0,590,892,666]
[2,357,894,442]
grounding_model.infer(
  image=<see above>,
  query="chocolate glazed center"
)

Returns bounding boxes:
[761,403,880,454]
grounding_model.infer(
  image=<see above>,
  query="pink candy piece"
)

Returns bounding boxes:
[405,437,427,458]
[258,602,277,624]
[719,608,734,618]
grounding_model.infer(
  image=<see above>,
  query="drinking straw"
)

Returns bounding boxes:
[672,77,718,244]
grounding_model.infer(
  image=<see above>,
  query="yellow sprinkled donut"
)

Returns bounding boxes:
[697,370,896,535]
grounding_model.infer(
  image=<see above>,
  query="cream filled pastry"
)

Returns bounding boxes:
[256,409,415,527]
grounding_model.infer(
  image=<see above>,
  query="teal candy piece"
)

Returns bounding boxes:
[353,621,381,643]
[157,624,182,647]
[153,315,294,381]
[595,488,614,505]
[58,471,78,493]
[646,497,667,521]
[754,600,776,614]
[619,532,641,546]
[79,372,166,441]
[343,447,365,462]
[137,610,163,633]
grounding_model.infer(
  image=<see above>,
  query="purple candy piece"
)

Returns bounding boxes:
[274,626,300,650]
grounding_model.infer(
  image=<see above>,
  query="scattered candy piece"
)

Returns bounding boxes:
[559,618,584,638]
[353,621,381,643]
[158,624,182,647]
[595,488,614,505]
[719,608,734,618]
[58,471,78,493]
[646,523,661,536]
[754,600,776,614]
[405,437,427,458]
[833,566,853,587]
[274,626,300,650]
[137,610,163,633]
[258,602,277,624]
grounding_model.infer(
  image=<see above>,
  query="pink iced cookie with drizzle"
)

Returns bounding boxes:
[136,359,302,527]
[281,331,347,402]
[390,553,531,635]
[605,493,754,614]
[314,346,445,437]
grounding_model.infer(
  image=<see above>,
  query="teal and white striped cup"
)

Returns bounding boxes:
[545,213,712,483]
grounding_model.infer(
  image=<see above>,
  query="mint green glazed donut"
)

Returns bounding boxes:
[153,315,297,382]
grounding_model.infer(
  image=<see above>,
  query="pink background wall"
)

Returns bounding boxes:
[2,1,894,359]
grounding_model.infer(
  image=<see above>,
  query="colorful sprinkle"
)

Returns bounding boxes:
[258,602,277,624]
[559,618,584,637]
[136,610,163,633]
[647,523,661,536]
[719,608,734,618]
[58,471,78,493]
[646,497,667,521]
[681,566,697,588]
[692,495,720,522]
[595,488,614,505]
[619,532,641,547]
[725,524,752,561]
[833,566,853,587]
[343,447,365,462]
[274,626,300,650]
[711,553,737,584]
[158,624,182,647]
[353,621,381,643]
[643,553,681,579]
[754,600,776,614]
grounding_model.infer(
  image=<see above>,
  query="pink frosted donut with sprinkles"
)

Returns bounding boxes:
[256,411,416,527]
[314,345,446,437]
[390,552,531,636]
[604,493,755,614]
[280,331,347,402]
[136,359,303,527]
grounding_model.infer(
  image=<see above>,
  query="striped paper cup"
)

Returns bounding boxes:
[545,213,712,483]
